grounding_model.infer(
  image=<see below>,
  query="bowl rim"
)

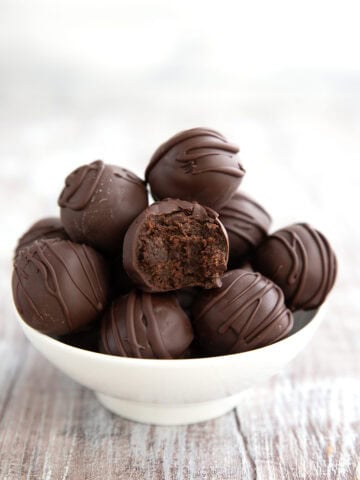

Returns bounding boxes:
[16,307,323,368]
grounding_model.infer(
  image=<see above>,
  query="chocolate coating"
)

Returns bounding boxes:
[12,238,110,335]
[252,223,337,311]
[123,198,229,292]
[100,290,194,359]
[58,160,148,253]
[192,269,293,355]
[219,192,271,266]
[15,217,69,256]
[146,128,245,210]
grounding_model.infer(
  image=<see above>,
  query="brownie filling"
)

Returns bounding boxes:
[136,211,228,290]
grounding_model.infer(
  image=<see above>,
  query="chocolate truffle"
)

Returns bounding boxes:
[219,192,271,266]
[252,223,337,311]
[145,128,245,210]
[12,238,110,335]
[123,198,229,292]
[99,290,194,359]
[15,217,69,256]
[192,269,293,355]
[58,160,148,253]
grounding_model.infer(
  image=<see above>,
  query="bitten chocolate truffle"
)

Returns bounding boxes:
[252,223,337,311]
[219,192,271,266]
[15,217,69,256]
[12,238,110,335]
[192,269,293,355]
[99,290,194,359]
[145,128,245,210]
[123,198,229,292]
[58,160,148,253]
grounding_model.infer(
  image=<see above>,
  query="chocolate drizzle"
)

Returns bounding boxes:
[193,269,293,355]
[110,301,127,356]
[100,291,194,359]
[176,138,243,177]
[59,161,148,253]
[146,128,232,179]
[145,127,245,210]
[221,209,260,240]
[315,229,338,304]
[219,192,271,265]
[270,228,308,306]
[15,217,69,256]
[58,160,105,211]
[113,167,145,186]
[12,238,110,335]
[14,241,72,329]
[14,261,45,322]
[65,242,106,311]
[279,225,336,308]
[220,195,270,243]
[253,223,337,311]
[218,275,289,350]
[124,291,143,357]
[142,293,172,358]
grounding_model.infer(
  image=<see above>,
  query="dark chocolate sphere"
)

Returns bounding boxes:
[99,290,194,359]
[145,128,245,210]
[192,269,293,355]
[15,217,69,256]
[12,238,110,335]
[123,198,229,292]
[219,192,271,266]
[252,223,337,311]
[58,160,148,253]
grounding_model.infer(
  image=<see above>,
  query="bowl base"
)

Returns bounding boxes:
[95,391,243,426]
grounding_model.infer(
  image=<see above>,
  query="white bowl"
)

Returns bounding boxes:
[17,309,323,425]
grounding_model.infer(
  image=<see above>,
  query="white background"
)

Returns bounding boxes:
[1,0,359,282]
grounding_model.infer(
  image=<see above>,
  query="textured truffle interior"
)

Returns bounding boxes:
[137,212,227,290]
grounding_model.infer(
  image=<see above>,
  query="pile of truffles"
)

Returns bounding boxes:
[12,127,337,359]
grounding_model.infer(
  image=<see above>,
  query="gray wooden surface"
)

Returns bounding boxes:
[1,2,360,476]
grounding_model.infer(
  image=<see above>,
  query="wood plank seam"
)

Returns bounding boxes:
[233,410,257,479]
